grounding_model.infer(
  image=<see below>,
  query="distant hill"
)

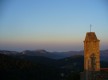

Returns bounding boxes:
[100,50,108,61]
[1,49,107,69]
[0,52,108,80]
[0,49,108,60]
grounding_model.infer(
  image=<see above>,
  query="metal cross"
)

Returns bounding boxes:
[90,24,92,32]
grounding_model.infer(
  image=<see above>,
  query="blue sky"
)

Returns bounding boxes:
[0,0,108,51]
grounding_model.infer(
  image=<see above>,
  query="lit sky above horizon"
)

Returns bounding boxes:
[0,0,108,51]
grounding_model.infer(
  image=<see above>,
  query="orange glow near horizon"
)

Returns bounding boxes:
[0,34,107,51]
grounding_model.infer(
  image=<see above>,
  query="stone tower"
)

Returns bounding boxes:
[84,32,100,71]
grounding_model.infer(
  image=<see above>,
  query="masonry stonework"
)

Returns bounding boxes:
[84,32,100,71]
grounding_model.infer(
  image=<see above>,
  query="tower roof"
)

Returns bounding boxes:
[84,32,99,41]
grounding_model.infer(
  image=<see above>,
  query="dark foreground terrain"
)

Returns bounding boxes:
[0,50,108,80]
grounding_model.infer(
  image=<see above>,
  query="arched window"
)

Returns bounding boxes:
[90,53,96,71]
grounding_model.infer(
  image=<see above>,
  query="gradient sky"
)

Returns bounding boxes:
[0,0,108,51]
